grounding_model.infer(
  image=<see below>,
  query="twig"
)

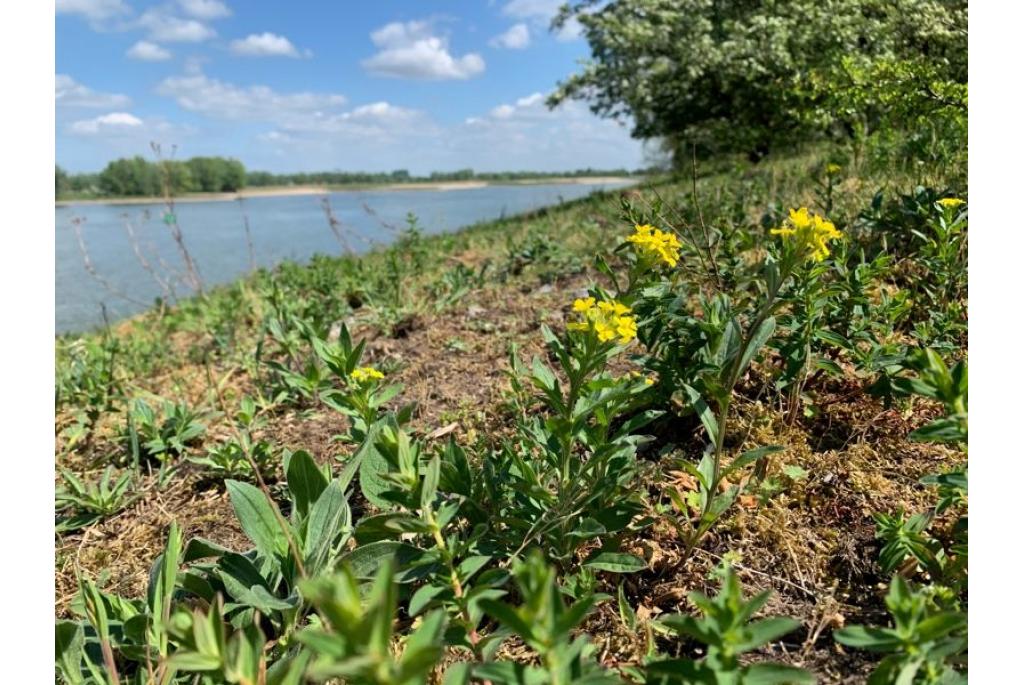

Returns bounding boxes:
[691,145,723,290]
[320,195,354,255]
[121,211,177,303]
[151,142,204,293]
[361,201,401,235]
[694,548,817,599]
[69,215,149,307]
[236,196,257,272]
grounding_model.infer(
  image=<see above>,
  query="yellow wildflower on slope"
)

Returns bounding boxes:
[568,297,637,344]
[350,367,385,384]
[626,224,682,267]
[770,207,843,262]
[938,197,965,209]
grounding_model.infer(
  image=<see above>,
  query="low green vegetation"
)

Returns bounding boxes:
[55,2,966,682]
[54,138,967,682]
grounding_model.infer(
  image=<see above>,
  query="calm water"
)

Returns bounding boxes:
[55,181,633,334]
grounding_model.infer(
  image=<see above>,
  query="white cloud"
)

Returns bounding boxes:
[362,20,485,80]
[230,33,307,58]
[70,112,143,135]
[452,90,642,170]
[502,0,581,41]
[247,91,643,174]
[139,9,216,42]
[490,23,530,49]
[56,0,130,21]
[178,0,231,20]
[56,74,132,109]
[127,40,173,61]
[489,92,546,119]
[502,0,563,20]
[157,71,348,126]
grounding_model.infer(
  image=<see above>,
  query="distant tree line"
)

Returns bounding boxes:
[57,156,247,198]
[244,166,643,187]
[57,159,646,199]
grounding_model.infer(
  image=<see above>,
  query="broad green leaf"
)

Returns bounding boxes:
[303,481,349,572]
[226,480,288,562]
[337,541,428,582]
[358,421,395,510]
[286,449,328,520]
[583,552,646,573]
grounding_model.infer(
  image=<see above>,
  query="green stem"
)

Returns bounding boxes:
[705,256,795,513]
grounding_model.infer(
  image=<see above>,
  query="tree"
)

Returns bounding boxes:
[99,156,161,196]
[222,159,246,192]
[56,166,70,198]
[550,0,967,165]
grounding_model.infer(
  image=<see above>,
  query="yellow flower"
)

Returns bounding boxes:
[569,296,637,344]
[572,297,595,313]
[625,223,682,267]
[626,370,655,386]
[771,207,843,262]
[350,367,385,384]
[826,163,841,175]
[938,197,965,209]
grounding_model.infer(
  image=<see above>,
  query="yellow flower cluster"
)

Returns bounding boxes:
[568,297,638,344]
[770,207,843,262]
[350,367,385,384]
[826,163,841,175]
[625,224,682,267]
[938,197,965,209]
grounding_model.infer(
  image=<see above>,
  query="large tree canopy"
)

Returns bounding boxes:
[549,0,966,164]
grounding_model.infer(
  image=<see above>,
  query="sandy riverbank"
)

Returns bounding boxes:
[55,176,638,207]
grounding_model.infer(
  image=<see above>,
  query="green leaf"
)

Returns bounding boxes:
[645,658,713,682]
[421,454,440,511]
[736,617,801,651]
[442,662,473,685]
[358,421,395,510]
[834,625,903,651]
[354,512,432,544]
[167,652,223,671]
[683,384,718,445]
[337,541,427,582]
[915,612,966,642]
[722,445,782,479]
[182,537,233,562]
[743,663,817,684]
[286,449,328,520]
[55,621,86,685]
[225,480,288,566]
[583,552,646,573]
[479,599,534,639]
[617,583,637,630]
[409,583,450,616]
[303,481,349,572]
[739,316,777,375]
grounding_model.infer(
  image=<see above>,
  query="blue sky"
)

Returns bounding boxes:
[56,0,646,174]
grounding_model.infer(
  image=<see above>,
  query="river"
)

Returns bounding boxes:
[55,181,633,334]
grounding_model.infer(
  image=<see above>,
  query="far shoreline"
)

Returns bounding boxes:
[55,176,639,207]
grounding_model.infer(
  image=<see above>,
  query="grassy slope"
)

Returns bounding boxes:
[55,147,964,683]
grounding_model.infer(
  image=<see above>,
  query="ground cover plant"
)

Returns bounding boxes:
[55,111,966,685]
